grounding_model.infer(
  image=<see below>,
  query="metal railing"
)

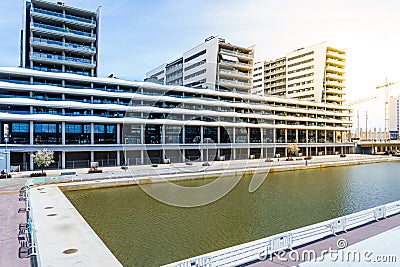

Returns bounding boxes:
[24,184,40,266]
[30,52,95,66]
[163,199,400,267]
[32,23,96,38]
[32,8,95,25]
[31,37,95,53]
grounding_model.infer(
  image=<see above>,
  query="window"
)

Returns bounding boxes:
[184,59,206,71]
[184,49,206,63]
[12,123,29,133]
[184,69,206,80]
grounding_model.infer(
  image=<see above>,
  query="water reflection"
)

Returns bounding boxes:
[65,162,400,266]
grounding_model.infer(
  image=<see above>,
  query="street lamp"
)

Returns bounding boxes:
[3,137,9,178]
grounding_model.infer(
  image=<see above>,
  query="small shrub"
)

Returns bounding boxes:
[30,172,46,177]
[88,169,103,174]
[340,154,346,158]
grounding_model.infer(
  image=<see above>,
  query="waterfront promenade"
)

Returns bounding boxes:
[1,154,399,266]
[0,183,30,267]
[3,154,399,184]
[250,213,400,266]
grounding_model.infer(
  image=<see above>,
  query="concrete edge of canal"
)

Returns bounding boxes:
[27,156,400,266]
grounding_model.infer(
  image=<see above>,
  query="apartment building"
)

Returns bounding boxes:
[21,0,101,76]
[0,1,354,172]
[389,96,400,140]
[253,42,346,105]
[0,66,353,171]
[146,36,255,93]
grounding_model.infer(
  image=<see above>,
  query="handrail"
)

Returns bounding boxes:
[24,184,41,266]
[32,23,96,38]
[32,7,95,25]
[30,52,95,65]
[31,37,95,53]
[162,199,400,267]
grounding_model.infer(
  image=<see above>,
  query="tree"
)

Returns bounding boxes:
[287,143,299,158]
[33,149,55,174]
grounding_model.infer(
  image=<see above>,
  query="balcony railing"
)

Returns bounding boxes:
[32,23,96,38]
[30,52,95,66]
[32,8,96,25]
[220,48,253,59]
[31,37,96,53]
[219,79,251,87]
[219,69,251,79]
[220,60,252,68]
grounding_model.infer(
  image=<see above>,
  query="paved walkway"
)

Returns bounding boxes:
[0,184,30,267]
[1,154,396,186]
[249,213,400,266]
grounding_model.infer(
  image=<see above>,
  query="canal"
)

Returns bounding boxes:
[65,162,400,266]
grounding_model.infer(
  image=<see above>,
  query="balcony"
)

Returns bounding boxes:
[325,95,345,103]
[31,37,96,55]
[220,60,252,70]
[325,88,346,95]
[30,52,96,68]
[219,79,252,90]
[31,8,96,28]
[219,69,251,79]
[326,50,345,61]
[325,73,345,81]
[31,23,96,41]
[219,48,253,60]
[325,80,345,88]
[325,64,345,74]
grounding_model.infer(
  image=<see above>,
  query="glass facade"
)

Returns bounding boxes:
[94,124,117,144]
[65,124,91,144]
[10,122,29,144]
[34,123,61,144]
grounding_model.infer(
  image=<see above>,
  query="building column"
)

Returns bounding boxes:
[285,129,288,143]
[315,147,318,156]
[90,123,94,144]
[116,151,120,166]
[29,153,34,171]
[22,153,27,171]
[90,151,94,162]
[62,151,66,169]
[305,130,309,156]
[116,123,121,144]
[62,122,66,145]
[273,129,276,143]
[217,127,221,159]
[140,150,144,165]
[30,121,34,145]
[260,128,264,159]
[247,128,250,159]
[140,124,144,144]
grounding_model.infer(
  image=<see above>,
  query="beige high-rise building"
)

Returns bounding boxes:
[253,42,346,105]
[146,36,255,94]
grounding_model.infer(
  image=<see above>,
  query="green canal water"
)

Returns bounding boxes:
[65,162,400,266]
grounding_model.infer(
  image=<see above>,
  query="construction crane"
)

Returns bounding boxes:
[376,78,396,136]
[347,95,377,139]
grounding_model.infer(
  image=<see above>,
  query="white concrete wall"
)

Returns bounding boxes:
[183,37,219,89]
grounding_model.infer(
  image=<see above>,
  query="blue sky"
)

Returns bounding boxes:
[1,0,400,128]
